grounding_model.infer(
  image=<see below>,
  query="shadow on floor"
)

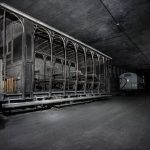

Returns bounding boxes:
[0,114,8,129]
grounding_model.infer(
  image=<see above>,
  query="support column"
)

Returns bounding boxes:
[106,58,108,93]
[43,55,47,91]
[22,19,34,99]
[68,62,71,91]
[2,10,6,93]
[97,55,100,94]
[84,48,87,94]
[102,57,105,94]
[108,59,111,94]
[60,59,64,92]
[75,44,78,96]
[63,38,67,96]
[31,29,35,99]
[48,32,53,97]
[106,58,109,94]
[104,57,107,94]
[22,18,26,100]
[91,52,94,94]
[99,56,102,94]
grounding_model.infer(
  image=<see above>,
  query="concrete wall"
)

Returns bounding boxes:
[142,70,150,92]
[110,65,128,95]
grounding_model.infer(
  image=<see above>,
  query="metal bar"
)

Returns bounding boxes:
[105,58,108,93]
[2,10,6,88]
[48,32,53,96]
[84,48,87,94]
[107,60,110,93]
[107,59,111,94]
[75,44,78,95]
[107,59,109,94]
[53,48,65,56]
[22,18,26,99]
[91,52,95,93]
[100,56,104,94]
[107,59,110,93]
[63,38,67,96]
[52,45,64,52]
[107,59,109,93]
[0,3,112,59]
[35,40,48,49]
[43,55,46,91]
[108,60,111,94]
[68,62,71,91]
[31,27,35,99]
[66,50,76,58]
[97,55,100,94]
[36,44,50,53]
[102,57,105,94]
[95,54,99,94]
[104,57,106,94]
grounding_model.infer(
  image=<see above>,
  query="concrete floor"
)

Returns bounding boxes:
[0,94,150,150]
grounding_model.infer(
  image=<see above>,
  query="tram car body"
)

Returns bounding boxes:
[119,72,144,91]
[0,3,111,109]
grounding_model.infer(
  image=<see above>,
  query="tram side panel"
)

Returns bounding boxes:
[23,19,34,97]
[4,19,23,94]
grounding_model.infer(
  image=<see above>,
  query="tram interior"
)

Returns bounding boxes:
[33,28,108,95]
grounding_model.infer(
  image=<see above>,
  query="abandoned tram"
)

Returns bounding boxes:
[0,3,111,109]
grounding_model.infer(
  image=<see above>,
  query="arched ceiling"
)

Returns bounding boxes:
[1,0,150,69]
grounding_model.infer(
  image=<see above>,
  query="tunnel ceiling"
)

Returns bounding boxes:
[1,0,150,69]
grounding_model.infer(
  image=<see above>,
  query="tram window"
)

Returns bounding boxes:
[6,53,11,65]
[87,66,92,72]
[96,65,99,75]
[13,35,22,62]
[100,64,104,74]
